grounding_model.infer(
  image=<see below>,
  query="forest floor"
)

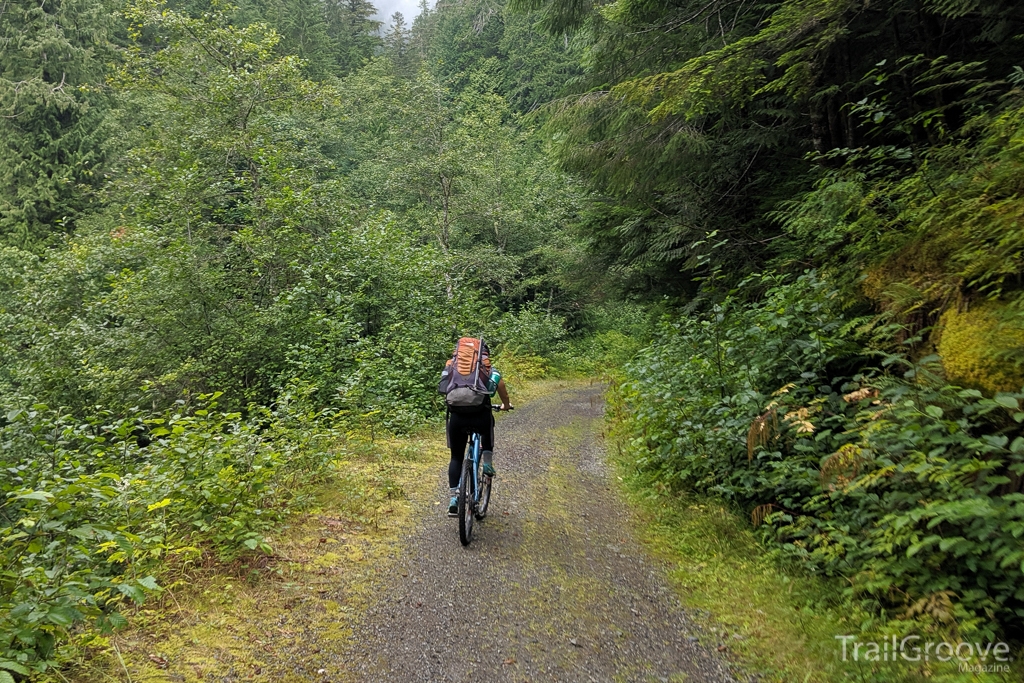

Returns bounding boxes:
[71,381,743,683]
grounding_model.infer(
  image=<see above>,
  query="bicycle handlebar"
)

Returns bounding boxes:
[492,404,514,411]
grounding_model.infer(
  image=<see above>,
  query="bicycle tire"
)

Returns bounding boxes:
[475,458,491,520]
[458,455,475,546]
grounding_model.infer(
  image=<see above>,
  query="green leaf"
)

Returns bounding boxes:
[907,534,941,557]
[994,394,1019,410]
[138,575,161,591]
[0,670,15,683]
[243,538,259,550]
[925,405,943,418]
[938,537,965,552]
[46,606,82,627]
[14,490,53,502]
[0,660,29,675]
[117,583,146,604]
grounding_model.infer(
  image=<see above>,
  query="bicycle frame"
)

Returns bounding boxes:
[466,432,482,507]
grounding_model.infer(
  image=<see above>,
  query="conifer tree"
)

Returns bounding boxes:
[383,12,414,75]
[325,0,383,74]
[409,0,434,64]
[0,0,113,249]
[255,0,336,78]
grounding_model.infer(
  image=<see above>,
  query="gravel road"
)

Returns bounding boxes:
[341,384,739,683]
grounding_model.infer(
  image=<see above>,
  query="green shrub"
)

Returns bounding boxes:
[555,329,646,377]
[0,392,338,676]
[492,350,550,382]
[618,271,1024,642]
[489,302,567,357]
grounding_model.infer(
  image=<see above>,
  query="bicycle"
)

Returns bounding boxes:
[457,405,510,546]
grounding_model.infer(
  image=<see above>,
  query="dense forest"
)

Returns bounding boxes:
[1,0,1023,678]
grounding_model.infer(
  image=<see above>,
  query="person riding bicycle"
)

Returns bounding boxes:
[438,337,511,517]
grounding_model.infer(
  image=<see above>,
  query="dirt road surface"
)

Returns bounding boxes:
[342,384,739,683]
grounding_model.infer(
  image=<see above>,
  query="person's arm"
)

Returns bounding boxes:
[496,379,511,410]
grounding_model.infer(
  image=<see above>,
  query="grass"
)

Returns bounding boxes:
[612,462,852,682]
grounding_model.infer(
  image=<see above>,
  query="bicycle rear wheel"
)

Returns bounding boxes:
[458,455,475,546]
[475,459,492,520]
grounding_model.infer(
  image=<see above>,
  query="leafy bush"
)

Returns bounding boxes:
[555,329,646,377]
[774,379,1024,641]
[0,393,338,676]
[548,301,652,376]
[617,271,1024,641]
[489,301,567,357]
[491,350,551,382]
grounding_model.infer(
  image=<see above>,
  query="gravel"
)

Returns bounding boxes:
[340,384,740,683]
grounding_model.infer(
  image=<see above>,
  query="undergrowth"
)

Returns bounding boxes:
[610,270,1024,680]
[2,373,578,681]
[62,429,448,683]
[0,388,351,679]
[610,408,1021,683]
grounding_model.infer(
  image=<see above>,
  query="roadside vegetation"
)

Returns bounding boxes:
[59,377,580,682]
[616,274,1024,647]
[612,390,1020,682]
[62,425,451,682]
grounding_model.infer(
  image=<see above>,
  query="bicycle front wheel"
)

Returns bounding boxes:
[458,455,475,546]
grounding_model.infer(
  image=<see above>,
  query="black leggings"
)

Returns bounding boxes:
[446,410,494,488]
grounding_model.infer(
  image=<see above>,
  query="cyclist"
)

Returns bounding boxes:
[439,339,511,516]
